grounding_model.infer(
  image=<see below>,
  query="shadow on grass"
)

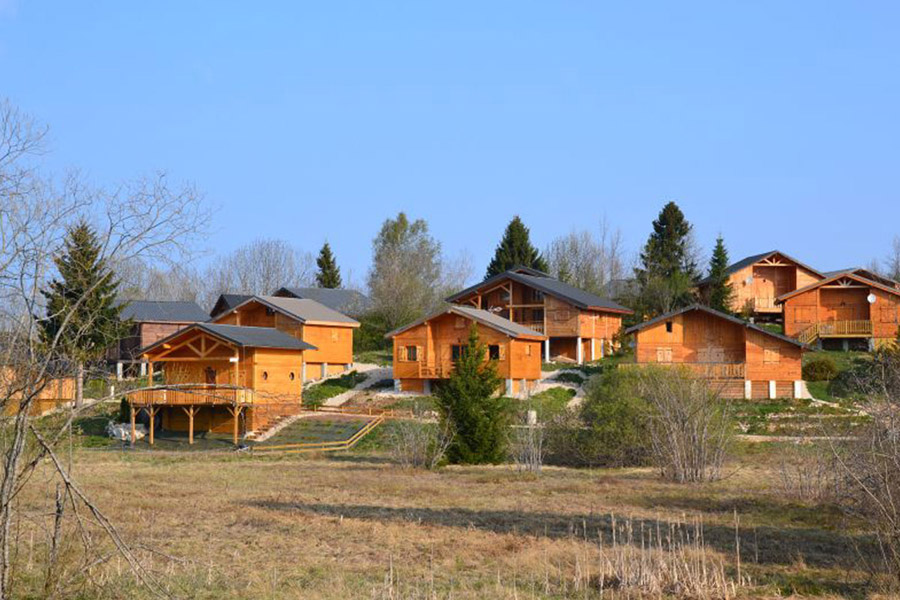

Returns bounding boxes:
[244,500,876,572]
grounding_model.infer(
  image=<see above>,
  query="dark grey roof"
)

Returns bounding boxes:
[119,300,208,323]
[385,305,547,339]
[142,322,317,354]
[446,269,632,313]
[698,250,823,285]
[274,287,372,315]
[824,268,900,288]
[210,294,252,318]
[777,271,900,303]
[251,296,359,325]
[624,304,806,348]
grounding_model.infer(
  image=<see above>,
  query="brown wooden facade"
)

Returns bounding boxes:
[625,305,806,399]
[446,269,631,364]
[697,251,823,318]
[778,272,900,349]
[387,306,546,397]
[128,323,314,445]
[211,296,359,380]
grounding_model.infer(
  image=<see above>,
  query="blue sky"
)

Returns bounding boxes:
[1,2,898,285]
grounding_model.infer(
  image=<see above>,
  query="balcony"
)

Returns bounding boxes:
[751,297,780,313]
[418,363,449,379]
[798,319,874,344]
[126,384,256,407]
[620,362,746,380]
[518,321,544,334]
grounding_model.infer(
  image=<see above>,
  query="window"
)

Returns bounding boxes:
[525,344,532,356]
[764,347,780,364]
[265,307,275,316]
[665,321,673,333]
[262,371,269,381]
[451,345,467,361]
[656,347,673,363]
[204,367,216,385]
[331,329,339,341]
[290,372,295,381]
[554,310,570,322]
[406,345,418,362]
[488,345,500,360]
[454,317,466,329]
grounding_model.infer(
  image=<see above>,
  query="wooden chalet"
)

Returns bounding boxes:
[210,295,359,380]
[446,267,632,364]
[127,322,316,445]
[624,305,807,399]
[273,286,373,317]
[386,305,546,397]
[778,271,900,350]
[111,300,209,379]
[696,251,823,319]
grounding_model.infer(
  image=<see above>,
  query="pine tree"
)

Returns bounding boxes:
[435,324,510,464]
[485,216,548,278]
[704,236,735,314]
[633,202,698,318]
[40,221,128,406]
[315,242,342,288]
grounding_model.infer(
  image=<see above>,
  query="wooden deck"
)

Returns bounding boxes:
[620,362,746,379]
[797,320,873,344]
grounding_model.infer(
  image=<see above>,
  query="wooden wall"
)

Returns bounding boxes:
[783,284,900,341]
[725,259,822,313]
[544,295,580,337]
[744,329,802,381]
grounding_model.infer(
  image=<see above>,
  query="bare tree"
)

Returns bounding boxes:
[0,99,207,597]
[199,238,314,308]
[387,403,453,469]
[510,414,544,474]
[634,367,733,483]
[545,218,625,295]
[886,236,900,282]
[116,260,204,303]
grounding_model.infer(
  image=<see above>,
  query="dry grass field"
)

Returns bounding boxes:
[11,432,885,600]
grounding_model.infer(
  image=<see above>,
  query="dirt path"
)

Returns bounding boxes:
[322,364,392,407]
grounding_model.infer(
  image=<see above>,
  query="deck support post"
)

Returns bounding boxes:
[842,339,849,352]
[301,363,307,383]
[743,380,752,400]
[226,405,243,446]
[116,361,123,381]
[768,380,777,400]
[321,363,328,379]
[521,379,527,397]
[544,340,550,363]
[576,337,583,365]
[599,340,605,359]
[505,379,513,396]
[793,380,803,399]
[590,338,595,362]
[868,338,875,352]
[140,361,147,377]
[393,379,401,393]
[423,380,431,395]
[148,406,157,446]
[182,406,198,444]
[130,403,136,447]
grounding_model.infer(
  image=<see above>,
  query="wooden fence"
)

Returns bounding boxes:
[252,415,385,454]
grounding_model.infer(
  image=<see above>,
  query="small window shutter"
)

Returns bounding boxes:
[416,346,423,362]
[499,345,506,360]
[398,346,406,361]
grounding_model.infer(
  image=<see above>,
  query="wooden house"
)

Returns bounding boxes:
[111,300,209,379]
[624,305,807,399]
[128,322,316,444]
[778,271,900,350]
[446,267,632,364]
[273,287,373,317]
[1,367,75,416]
[386,305,546,396]
[210,295,359,380]
[696,251,823,319]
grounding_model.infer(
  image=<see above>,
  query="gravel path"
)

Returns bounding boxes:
[322,364,392,407]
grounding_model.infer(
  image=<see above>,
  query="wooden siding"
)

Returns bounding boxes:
[783,281,900,342]
[717,254,823,314]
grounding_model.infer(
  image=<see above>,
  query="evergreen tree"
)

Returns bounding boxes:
[633,202,698,318]
[435,324,510,464]
[704,236,735,314]
[40,221,128,406]
[486,216,548,278]
[315,241,342,288]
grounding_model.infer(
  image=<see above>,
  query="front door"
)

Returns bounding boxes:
[205,367,217,385]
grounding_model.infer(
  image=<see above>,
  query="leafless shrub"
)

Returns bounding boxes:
[510,416,544,474]
[634,367,733,483]
[545,218,625,295]
[387,411,453,470]
[775,443,843,503]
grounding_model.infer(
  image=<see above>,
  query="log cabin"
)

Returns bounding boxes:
[210,295,359,380]
[778,271,900,350]
[110,300,209,379]
[128,322,316,444]
[696,251,823,320]
[0,367,75,416]
[446,267,632,364]
[624,305,807,399]
[386,305,546,397]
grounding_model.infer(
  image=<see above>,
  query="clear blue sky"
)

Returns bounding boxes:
[2,2,898,285]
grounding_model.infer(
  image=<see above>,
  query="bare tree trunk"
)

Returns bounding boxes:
[0,409,31,599]
[75,362,84,408]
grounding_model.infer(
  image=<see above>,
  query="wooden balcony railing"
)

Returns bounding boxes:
[517,321,544,334]
[126,384,255,406]
[752,297,779,311]
[418,363,448,378]
[619,362,746,379]
[798,320,873,344]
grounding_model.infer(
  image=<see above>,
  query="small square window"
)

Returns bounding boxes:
[665,321,673,333]
[406,345,418,362]
[451,345,467,361]
[454,317,466,329]
[488,345,500,360]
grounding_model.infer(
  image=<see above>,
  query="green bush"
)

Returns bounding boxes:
[803,355,839,381]
[354,312,392,353]
[545,369,651,468]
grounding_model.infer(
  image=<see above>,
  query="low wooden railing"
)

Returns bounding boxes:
[252,415,385,454]
[797,320,873,344]
[518,321,545,334]
[619,362,746,379]
[126,384,255,406]
[752,297,779,311]
[418,363,447,378]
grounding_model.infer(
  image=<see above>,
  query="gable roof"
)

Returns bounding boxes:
[210,294,252,318]
[776,271,900,303]
[624,304,806,348]
[385,304,547,340]
[216,295,360,327]
[119,300,209,324]
[273,287,372,315]
[697,250,824,285]
[446,268,633,314]
[141,322,317,355]
[823,268,900,289]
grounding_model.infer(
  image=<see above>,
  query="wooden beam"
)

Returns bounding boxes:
[130,404,136,448]
[147,406,158,446]
[181,406,198,444]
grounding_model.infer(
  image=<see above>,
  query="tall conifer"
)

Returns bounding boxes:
[486,216,548,278]
[315,242,342,288]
